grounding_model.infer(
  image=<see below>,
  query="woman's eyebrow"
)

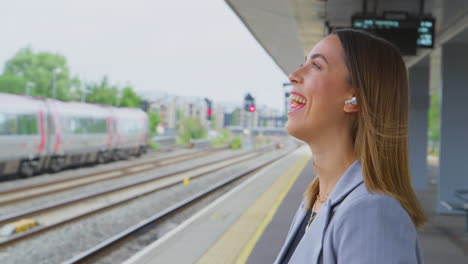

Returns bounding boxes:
[308,53,328,64]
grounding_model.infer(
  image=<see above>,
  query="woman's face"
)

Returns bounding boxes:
[286,35,356,142]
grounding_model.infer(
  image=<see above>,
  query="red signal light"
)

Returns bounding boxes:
[207,109,212,115]
[249,105,256,112]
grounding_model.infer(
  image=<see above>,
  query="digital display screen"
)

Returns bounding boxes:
[351,16,435,55]
[417,19,435,48]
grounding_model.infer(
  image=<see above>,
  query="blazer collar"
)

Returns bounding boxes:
[328,159,363,207]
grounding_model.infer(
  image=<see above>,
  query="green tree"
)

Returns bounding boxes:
[179,118,207,144]
[148,111,161,136]
[119,86,142,107]
[0,75,26,94]
[84,76,119,106]
[3,47,76,100]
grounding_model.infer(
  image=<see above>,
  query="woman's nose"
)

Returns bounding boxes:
[288,70,303,85]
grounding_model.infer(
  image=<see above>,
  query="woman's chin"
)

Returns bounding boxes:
[285,120,301,139]
[286,120,313,143]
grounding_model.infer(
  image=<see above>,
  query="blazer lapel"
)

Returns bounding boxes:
[288,198,332,264]
[274,201,307,264]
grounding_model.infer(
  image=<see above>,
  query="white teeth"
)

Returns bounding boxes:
[289,94,307,104]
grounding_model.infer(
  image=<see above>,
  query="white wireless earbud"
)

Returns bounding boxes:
[345,97,357,105]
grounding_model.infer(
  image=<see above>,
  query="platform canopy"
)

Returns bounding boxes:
[225,0,468,74]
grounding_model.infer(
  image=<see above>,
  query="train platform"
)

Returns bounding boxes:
[124,145,468,264]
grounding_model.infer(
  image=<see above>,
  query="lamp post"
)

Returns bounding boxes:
[52,68,61,99]
[25,82,35,96]
[282,82,292,123]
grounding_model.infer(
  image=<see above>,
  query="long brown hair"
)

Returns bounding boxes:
[303,29,427,229]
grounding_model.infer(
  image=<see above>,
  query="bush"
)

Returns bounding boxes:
[178,118,207,145]
[211,129,232,148]
[148,111,161,137]
[230,136,242,149]
[148,141,159,150]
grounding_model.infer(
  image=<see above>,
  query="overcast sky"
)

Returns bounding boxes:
[0,0,289,111]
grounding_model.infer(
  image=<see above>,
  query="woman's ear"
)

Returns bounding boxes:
[344,96,359,113]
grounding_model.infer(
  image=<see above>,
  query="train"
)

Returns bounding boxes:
[0,93,149,179]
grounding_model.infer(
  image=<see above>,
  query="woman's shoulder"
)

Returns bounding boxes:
[331,184,416,233]
[324,184,423,264]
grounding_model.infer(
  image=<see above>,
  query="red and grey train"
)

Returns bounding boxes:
[0,93,149,179]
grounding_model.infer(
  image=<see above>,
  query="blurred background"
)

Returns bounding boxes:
[0,1,466,264]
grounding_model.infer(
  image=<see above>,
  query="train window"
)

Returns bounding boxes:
[68,118,77,134]
[76,118,87,134]
[96,119,107,133]
[18,114,38,134]
[67,117,107,134]
[121,119,139,135]
[0,113,8,135]
[7,114,18,134]
[86,118,106,134]
[128,119,143,135]
[0,113,39,135]
[77,118,87,133]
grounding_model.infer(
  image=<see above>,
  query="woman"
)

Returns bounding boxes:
[274,29,427,264]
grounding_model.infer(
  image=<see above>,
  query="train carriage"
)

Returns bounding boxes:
[45,99,114,172]
[0,93,149,180]
[0,94,48,178]
[111,107,149,159]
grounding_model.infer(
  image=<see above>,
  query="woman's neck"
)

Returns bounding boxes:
[307,131,358,200]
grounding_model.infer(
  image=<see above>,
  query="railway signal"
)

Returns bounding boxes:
[244,93,256,112]
[204,98,212,120]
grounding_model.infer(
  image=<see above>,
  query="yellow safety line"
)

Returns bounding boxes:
[196,151,310,264]
[235,155,309,264]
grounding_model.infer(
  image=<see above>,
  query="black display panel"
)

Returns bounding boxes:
[417,19,435,48]
[351,16,435,56]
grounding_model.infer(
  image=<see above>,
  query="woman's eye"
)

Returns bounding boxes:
[312,63,320,69]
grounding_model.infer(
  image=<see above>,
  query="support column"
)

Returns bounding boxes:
[408,64,430,191]
[438,43,468,213]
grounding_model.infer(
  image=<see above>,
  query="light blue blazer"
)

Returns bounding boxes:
[275,159,424,264]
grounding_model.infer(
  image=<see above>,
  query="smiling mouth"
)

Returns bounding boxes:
[289,94,307,113]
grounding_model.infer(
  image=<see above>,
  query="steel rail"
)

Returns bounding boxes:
[0,146,229,206]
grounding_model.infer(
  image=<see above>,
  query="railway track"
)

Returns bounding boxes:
[63,143,298,264]
[0,147,270,247]
[0,146,230,207]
